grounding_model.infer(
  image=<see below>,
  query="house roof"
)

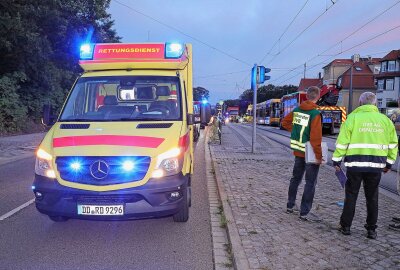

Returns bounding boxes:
[337,63,375,89]
[381,50,400,62]
[323,59,353,69]
[323,58,381,69]
[297,78,323,91]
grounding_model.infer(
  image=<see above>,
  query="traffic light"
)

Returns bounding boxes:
[257,66,271,84]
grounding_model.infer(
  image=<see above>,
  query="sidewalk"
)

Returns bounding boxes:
[0,133,45,165]
[209,124,400,270]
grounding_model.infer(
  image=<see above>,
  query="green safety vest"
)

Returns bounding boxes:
[332,105,398,171]
[290,107,320,152]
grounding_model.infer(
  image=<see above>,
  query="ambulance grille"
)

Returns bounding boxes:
[137,123,173,129]
[55,156,151,185]
[60,124,90,129]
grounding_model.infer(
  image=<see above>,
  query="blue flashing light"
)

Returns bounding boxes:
[165,42,184,58]
[70,162,82,172]
[122,160,135,172]
[31,185,36,190]
[80,43,95,60]
[202,99,208,105]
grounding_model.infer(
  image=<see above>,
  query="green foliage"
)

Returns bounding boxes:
[223,99,240,107]
[0,0,120,134]
[240,84,298,102]
[193,86,210,101]
[0,72,28,134]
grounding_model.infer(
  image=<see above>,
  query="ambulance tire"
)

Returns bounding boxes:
[48,215,69,222]
[173,187,189,222]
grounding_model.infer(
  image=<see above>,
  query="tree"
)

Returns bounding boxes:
[193,86,210,101]
[239,84,298,103]
[0,0,120,133]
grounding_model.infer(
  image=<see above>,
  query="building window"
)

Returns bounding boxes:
[377,99,382,108]
[377,80,384,90]
[381,62,387,72]
[388,61,396,72]
[386,79,394,90]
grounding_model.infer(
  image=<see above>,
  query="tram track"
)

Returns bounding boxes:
[235,124,399,195]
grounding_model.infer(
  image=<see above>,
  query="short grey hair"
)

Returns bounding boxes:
[359,92,376,105]
[306,86,320,101]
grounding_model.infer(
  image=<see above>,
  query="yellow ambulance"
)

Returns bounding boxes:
[33,42,207,222]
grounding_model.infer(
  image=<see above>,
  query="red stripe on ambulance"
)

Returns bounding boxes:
[53,135,165,148]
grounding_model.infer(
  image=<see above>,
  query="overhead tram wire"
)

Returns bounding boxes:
[113,0,252,67]
[265,0,340,67]
[259,0,310,64]
[233,0,315,94]
[274,24,400,85]
[271,0,400,84]
[234,0,310,93]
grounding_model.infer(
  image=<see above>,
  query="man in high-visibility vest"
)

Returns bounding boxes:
[333,92,398,239]
[282,86,323,222]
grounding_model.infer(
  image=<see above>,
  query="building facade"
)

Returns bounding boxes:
[375,50,400,109]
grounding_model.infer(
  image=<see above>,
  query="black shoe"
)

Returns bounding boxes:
[367,230,377,239]
[338,225,351,235]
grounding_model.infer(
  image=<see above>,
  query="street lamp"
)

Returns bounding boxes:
[348,54,360,113]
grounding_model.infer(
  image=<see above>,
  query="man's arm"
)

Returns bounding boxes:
[281,112,293,132]
[385,121,398,172]
[310,114,323,162]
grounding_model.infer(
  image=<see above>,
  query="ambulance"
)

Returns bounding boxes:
[33,42,207,222]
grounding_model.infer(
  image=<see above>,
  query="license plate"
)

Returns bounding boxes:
[77,204,124,216]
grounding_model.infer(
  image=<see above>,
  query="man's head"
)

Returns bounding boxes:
[306,86,321,103]
[359,92,377,106]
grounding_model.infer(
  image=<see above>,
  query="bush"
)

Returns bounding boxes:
[0,73,28,134]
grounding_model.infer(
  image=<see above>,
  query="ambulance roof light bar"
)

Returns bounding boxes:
[80,43,95,60]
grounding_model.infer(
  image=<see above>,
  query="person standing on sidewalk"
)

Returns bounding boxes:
[332,92,398,239]
[282,86,323,222]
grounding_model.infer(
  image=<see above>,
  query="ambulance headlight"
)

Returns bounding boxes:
[152,147,182,178]
[35,149,56,179]
[165,43,184,58]
[80,43,95,60]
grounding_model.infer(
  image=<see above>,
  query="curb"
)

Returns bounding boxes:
[205,134,250,270]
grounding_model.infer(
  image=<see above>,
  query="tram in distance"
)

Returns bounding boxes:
[255,99,281,126]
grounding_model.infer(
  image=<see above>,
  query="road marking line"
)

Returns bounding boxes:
[0,198,35,221]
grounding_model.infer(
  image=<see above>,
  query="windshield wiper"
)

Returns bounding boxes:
[60,119,100,122]
[114,118,166,121]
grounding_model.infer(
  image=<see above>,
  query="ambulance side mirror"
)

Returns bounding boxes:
[42,104,56,126]
[201,103,211,124]
[187,113,194,125]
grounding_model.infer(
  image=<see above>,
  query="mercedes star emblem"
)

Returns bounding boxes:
[90,160,110,179]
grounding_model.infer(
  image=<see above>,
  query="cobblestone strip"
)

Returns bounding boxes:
[210,123,400,270]
[205,128,249,270]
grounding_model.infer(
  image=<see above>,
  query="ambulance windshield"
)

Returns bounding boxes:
[59,76,182,121]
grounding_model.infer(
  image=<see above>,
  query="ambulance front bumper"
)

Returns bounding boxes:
[32,173,189,220]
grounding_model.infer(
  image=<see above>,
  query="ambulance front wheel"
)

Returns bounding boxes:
[173,187,189,222]
[48,215,69,222]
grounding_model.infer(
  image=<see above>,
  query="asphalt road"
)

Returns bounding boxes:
[0,132,213,270]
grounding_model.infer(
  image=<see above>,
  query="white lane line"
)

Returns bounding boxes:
[0,198,35,221]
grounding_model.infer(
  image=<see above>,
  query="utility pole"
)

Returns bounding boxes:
[304,62,306,79]
[348,54,360,113]
[252,65,257,153]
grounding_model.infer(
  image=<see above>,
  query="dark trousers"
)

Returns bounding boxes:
[287,156,320,216]
[340,171,381,230]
